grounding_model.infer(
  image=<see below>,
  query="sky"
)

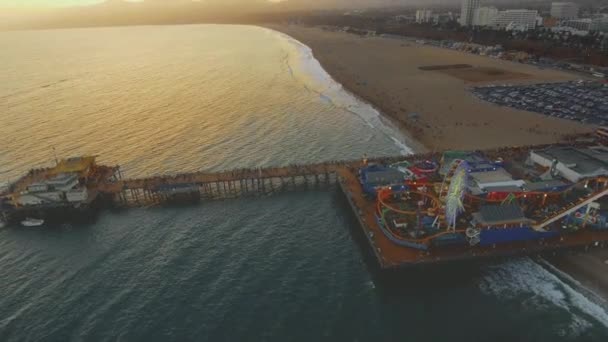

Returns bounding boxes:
[0,0,292,7]
[1,0,104,6]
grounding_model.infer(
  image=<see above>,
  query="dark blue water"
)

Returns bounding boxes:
[1,25,608,341]
[2,192,607,341]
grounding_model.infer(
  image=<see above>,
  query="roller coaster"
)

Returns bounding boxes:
[373,159,608,250]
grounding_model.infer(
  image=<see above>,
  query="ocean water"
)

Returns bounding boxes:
[0,24,607,341]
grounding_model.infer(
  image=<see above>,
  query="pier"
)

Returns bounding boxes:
[94,153,449,206]
[3,139,608,270]
[98,161,360,206]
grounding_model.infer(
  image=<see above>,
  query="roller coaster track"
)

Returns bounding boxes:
[376,189,440,216]
[376,189,465,245]
[533,187,608,231]
[375,176,608,244]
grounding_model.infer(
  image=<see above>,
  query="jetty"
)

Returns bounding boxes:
[3,139,608,269]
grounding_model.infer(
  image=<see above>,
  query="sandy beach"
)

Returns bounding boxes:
[267,24,594,152]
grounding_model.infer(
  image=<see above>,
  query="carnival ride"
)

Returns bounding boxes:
[437,159,468,231]
[372,155,608,250]
[376,186,463,249]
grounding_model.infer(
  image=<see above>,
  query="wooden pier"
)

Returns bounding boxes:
[97,161,370,207]
[93,142,576,208]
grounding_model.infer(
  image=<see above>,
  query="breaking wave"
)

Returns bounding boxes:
[480,257,608,337]
[266,27,414,156]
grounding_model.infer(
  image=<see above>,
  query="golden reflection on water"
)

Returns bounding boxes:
[0,25,401,182]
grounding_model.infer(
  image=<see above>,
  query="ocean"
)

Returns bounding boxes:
[0,24,607,341]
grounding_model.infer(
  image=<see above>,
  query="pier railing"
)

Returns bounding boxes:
[4,137,597,210]
[98,160,367,207]
[90,139,602,207]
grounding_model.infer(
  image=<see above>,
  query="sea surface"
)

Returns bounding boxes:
[0,24,607,341]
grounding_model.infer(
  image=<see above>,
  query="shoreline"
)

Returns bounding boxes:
[265,26,425,155]
[263,24,608,304]
[264,24,595,152]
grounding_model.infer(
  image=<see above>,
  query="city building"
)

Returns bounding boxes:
[473,6,498,27]
[536,16,544,27]
[416,9,433,24]
[491,10,538,31]
[551,26,591,36]
[591,17,608,33]
[562,18,592,32]
[460,0,481,27]
[550,2,579,19]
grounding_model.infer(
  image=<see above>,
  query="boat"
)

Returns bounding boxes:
[21,218,44,227]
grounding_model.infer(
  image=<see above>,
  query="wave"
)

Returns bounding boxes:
[265,27,414,156]
[480,257,608,337]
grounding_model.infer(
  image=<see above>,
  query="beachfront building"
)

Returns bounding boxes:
[550,2,579,20]
[536,16,544,28]
[460,0,480,27]
[416,9,433,24]
[551,25,591,37]
[591,17,608,33]
[472,6,498,27]
[491,10,538,31]
[561,18,592,32]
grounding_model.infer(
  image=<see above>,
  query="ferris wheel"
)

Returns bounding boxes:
[440,159,469,231]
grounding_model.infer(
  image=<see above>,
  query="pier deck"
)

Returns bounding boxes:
[4,138,608,269]
[337,168,608,269]
[94,161,382,207]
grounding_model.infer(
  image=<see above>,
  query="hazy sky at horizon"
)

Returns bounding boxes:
[0,0,287,8]
[1,0,103,6]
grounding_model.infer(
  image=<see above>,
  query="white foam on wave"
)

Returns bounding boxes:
[480,257,608,337]
[538,257,608,307]
[265,27,414,156]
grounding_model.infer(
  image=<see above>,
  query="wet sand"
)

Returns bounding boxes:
[266,24,608,301]
[267,25,594,152]
[547,250,608,302]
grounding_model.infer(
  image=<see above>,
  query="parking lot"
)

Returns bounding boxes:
[472,81,608,125]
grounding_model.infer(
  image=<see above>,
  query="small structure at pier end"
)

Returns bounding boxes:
[0,156,120,223]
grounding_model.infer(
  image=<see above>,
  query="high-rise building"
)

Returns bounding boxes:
[460,0,481,27]
[416,9,433,24]
[473,6,498,27]
[550,2,579,19]
[491,10,538,31]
